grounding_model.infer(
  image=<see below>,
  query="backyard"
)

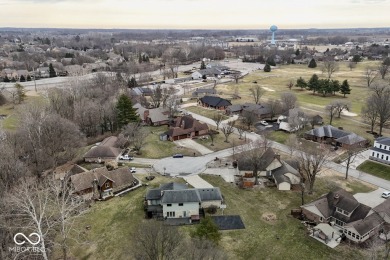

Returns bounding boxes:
[185,105,229,120]
[67,171,375,260]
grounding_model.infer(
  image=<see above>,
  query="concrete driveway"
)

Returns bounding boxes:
[341,150,370,169]
[353,188,387,208]
[174,139,213,155]
[183,175,213,188]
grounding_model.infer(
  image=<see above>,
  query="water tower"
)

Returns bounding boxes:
[270,25,278,45]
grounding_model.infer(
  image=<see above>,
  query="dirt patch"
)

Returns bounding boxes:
[318,168,376,192]
[25,90,40,97]
[341,110,358,117]
[262,212,277,223]
[262,87,275,92]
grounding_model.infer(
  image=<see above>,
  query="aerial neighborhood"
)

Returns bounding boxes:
[1,25,390,260]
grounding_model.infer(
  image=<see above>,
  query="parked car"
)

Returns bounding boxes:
[120,154,133,160]
[130,167,136,173]
[173,154,184,158]
[381,191,390,198]
[260,120,268,126]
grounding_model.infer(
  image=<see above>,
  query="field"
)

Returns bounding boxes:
[68,172,375,260]
[357,160,390,181]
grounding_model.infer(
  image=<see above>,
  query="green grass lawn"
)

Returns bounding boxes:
[140,125,200,158]
[185,106,229,120]
[195,126,246,151]
[357,160,390,181]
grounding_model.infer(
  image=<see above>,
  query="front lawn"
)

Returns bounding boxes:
[140,126,200,158]
[186,106,229,120]
[357,160,390,181]
[195,126,246,151]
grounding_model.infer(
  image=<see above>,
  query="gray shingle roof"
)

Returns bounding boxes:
[200,96,231,107]
[336,133,366,145]
[197,188,223,201]
[305,125,350,139]
[161,189,201,203]
[371,147,390,155]
[376,136,390,146]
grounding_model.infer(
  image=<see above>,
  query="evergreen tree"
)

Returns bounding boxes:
[383,57,390,66]
[266,57,276,66]
[128,77,138,88]
[295,77,307,89]
[138,54,142,64]
[200,60,206,69]
[291,59,295,64]
[116,94,138,128]
[340,79,351,97]
[26,75,32,81]
[19,75,26,82]
[317,79,332,97]
[193,216,221,244]
[295,49,300,56]
[3,75,10,82]
[352,55,362,63]
[307,74,319,93]
[308,58,317,68]
[330,79,340,95]
[11,77,16,82]
[263,64,271,72]
[49,63,57,78]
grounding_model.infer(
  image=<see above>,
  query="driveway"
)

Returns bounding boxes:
[203,167,237,183]
[183,175,213,188]
[353,188,387,208]
[174,139,213,155]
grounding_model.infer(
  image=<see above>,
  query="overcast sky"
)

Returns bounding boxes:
[1,0,390,29]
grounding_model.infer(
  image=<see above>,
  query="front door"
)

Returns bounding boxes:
[183,211,186,217]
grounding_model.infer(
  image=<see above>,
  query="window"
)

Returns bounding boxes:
[167,204,172,207]
[380,145,382,149]
[319,217,323,222]
[348,231,352,235]
[178,203,183,206]
[387,156,389,161]
[382,154,384,160]
[372,152,375,156]
[167,211,175,217]
[105,183,110,188]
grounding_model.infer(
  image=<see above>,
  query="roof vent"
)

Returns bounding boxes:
[334,193,339,199]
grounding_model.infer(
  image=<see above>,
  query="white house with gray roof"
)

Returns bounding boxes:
[145,182,223,222]
[369,136,390,165]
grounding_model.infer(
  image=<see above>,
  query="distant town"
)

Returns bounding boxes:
[0,26,390,260]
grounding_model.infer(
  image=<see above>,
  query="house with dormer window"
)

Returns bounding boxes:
[301,189,390,243]
[369,136,390,165]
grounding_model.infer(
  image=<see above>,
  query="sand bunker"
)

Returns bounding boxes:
[262,212,277,222]
[341,110,357,117]
[262,87,275,92]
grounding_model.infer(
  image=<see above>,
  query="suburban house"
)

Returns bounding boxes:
[304,125,368,149]
[225,104,243,115]
[70,167,138,200]
[241,103,272,119]
[144,182,224,222]
[83,136,122,163]
[47,163,87,181]
[191,88,217,98]
[191,68,222,80]
[301,189,390,243]
[277,108,307,133]
[198,96,232,110]
[163,115,209,141]
[369,136,390,165]
[237,148,300,190]
[133,103,170,126]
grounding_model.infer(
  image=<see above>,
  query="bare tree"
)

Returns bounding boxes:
[132,128,149,155]
[249,85,265,104]
[287,80,294,90]
[347,61,356,71]
[325,101,339,125]
[343,145,363,180]
[130,220,183,260]
[6,180,53,260]
[285,134,299,156]
[50,176,85,260]
[361,96,378,133]
[212,112,224,130]
[150,85,162,108]
[280,92,297,112]
[184,238,227,260]
[295,144,331,194]
[378,64,389,80]
[241,111,256,130]
[332,100,351,118]
[322,60,339,79]
[208,129,218,146]
[221,121,235,142]
[364,67,378,88]
[370,84,390,136]
[161,87,176,109]
[236,125,246,139]
[232,72,241,84]
[268,99,282,120]
[122,123,149,154]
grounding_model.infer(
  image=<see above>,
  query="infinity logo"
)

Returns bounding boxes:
[13,233,41,246]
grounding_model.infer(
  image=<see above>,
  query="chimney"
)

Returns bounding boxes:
[181,119,185,129]
[275,154,281,160]
[92,179,99,199]
[144,110,149,121]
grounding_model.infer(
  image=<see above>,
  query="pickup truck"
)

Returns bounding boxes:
[120,154,133,160]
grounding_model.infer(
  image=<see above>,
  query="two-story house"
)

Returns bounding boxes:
[369,136,390,165]
[145,182,223,223]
